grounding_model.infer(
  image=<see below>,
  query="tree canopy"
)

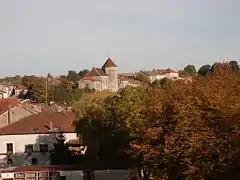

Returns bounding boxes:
[74,62,240,179]
[184,65,197,76]
[198,64,211,76]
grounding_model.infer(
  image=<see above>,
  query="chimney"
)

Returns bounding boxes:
[8,105,11,125]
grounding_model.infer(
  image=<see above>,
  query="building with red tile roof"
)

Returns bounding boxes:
[143,68,180,83]
[0,110,75,135]
[78,58,118,92]
[0,98,20,115]
[0,110,78,167]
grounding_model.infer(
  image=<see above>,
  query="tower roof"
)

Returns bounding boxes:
[102,58,117,69]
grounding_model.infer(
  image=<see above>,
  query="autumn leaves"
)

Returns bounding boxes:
[74,62,240,179]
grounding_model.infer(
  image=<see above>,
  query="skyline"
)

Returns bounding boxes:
[0,0,240,77]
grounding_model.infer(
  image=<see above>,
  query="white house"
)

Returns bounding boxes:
[0,110,84,168]
[147,69,180,83]
[0,85,14,99]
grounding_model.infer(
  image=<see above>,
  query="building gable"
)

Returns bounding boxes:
[83,67,106,77]
[102,58,117,69]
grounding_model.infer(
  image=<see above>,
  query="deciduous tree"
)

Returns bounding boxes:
[184,65,197,76]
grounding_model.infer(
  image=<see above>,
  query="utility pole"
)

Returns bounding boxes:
[45,77,48,105]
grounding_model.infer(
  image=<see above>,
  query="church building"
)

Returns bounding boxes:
[78,58,118,92]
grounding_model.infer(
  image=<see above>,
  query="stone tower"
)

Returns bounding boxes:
[102,58,118,92]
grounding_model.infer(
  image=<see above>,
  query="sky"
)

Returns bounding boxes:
[0,0,240,77]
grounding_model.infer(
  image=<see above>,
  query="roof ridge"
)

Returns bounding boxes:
[92,67,102,76]
[102,58,117,69]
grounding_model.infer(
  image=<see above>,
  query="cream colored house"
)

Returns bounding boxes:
[146,69,180,83]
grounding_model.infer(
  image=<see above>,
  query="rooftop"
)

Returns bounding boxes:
[0,97,20,114]
[147,69,178,76]
[102,58,117,69]
[0,110,75,135]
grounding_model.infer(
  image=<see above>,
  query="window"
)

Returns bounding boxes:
[39,144,48,153]
[6,143,13,154]
[31,158,38,165]
[60,176,66,180]
[7,158,13,165]
[25,144,34,154]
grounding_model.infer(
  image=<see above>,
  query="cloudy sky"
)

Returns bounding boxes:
[0,0,239,76]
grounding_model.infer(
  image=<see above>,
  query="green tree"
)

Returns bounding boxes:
[74,91,113,164]
[21,76,49,102]
[73,62,240,179]
[52,84,84,105]
[198,64,211,76]
[184,65,197,76]
[51,132,72,165]
[78,69,89,79]
[136,72,150,84]
[229,60,239,70]
[67,70,80,83]
[151,78,171,89]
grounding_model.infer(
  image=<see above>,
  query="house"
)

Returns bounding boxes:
[0,85,14,99]
[13,85,27,97]
[0,110,83,168]
[78,58,118,92]
[143,69,180,83]
[0,98,41,128]
[118,76,141,89]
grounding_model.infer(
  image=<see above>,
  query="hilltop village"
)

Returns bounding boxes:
[0,59,239,179]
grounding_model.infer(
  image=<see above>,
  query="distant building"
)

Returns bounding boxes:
[118,75,141,89]
[78,58,118,92]
[0,98,42,128]
[0,85,14,99]
[144,69,180,83]
[14,85,27,97]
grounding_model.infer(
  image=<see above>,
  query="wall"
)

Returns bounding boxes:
[59,170,128,180]
[0,133,77,167]
[104,67,118,92]
[60,170,84,180]
[95,170,128,180]
[78,76,109,91]
[0,106,33,128]
[0,170,128,180]
[150,72,180,83]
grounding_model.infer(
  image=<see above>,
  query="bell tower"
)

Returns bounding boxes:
[102,58,118,92]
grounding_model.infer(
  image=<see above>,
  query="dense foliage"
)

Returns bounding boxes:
[184,65,197,76]
[74,62,240,179]
[20,75,90,105]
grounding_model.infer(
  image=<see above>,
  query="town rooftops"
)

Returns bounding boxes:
[0,165,85,173]
[148,69,178,76]
[0,110,75,135]
[0,97,20,114]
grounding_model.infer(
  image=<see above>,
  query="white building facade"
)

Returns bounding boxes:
[0,133,77,168]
